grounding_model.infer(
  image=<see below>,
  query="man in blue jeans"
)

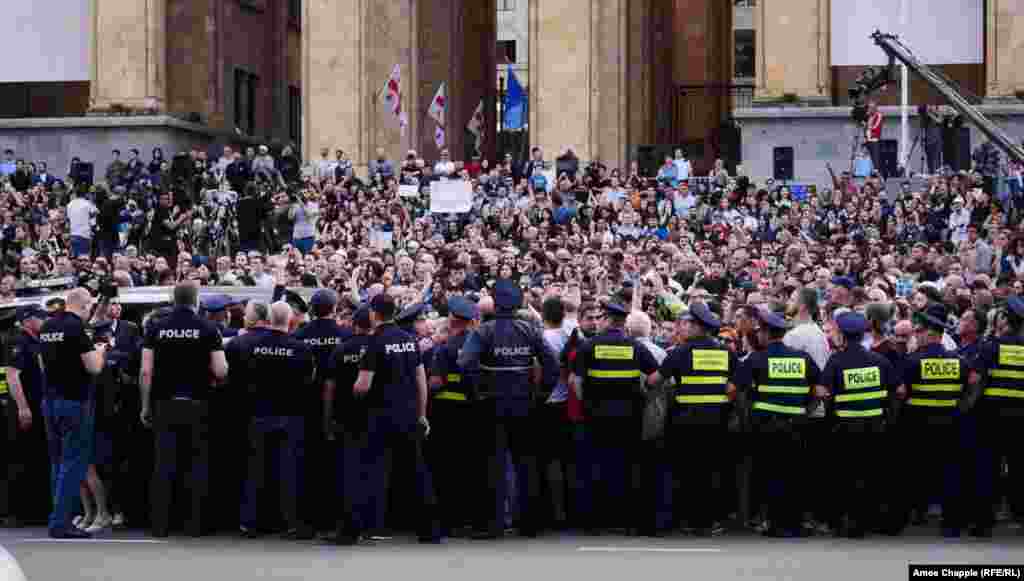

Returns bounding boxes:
[39,288,107,539]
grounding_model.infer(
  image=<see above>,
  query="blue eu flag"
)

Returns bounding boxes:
[503,70,526,130]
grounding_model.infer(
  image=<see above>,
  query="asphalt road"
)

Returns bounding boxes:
[3,527,1023,581]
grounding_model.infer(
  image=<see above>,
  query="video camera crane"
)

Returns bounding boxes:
[870,30,1024,167]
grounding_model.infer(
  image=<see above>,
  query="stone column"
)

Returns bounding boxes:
[986,0,1024,101]
[530,0,632,169]
[90,0,167,112]
[755,0,830,104]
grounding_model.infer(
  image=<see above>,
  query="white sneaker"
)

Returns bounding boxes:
[112,513,125,527]
[85,516,112,534]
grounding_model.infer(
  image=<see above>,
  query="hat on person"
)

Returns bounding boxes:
[914,303,950,331]
[755,306,790,331]
[16,305,47,323]
[310,289,338,310]
[370,293,397,319]
[604,302,629,318]
[202,294,235,314]
[832,276,856,290]
[680,301,722,330]
[494,279,523,312]
[396,303,428,327]
[353,305,372,329]
[835,311,869,335]
[447,296,479,321]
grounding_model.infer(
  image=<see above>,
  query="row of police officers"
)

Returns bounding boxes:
[5,280,1024,541]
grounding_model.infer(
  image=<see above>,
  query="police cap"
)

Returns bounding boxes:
[353,305,372,329]
[681,301,722,330]
[755,306,790,331]
[835,311,869,335]
[604,302,628,318]
[16,305,47,323]
[831,276,856,290]
[202,293,235,314]
[309,289,338,310]
[1007,295,1024,318]
[370,293,397,319]
[914,303,949,331]
[448,296,479,321]
[396,303,428,326]
[494,279,523,311]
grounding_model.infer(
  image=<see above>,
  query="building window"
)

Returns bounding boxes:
[238,0,267,12]
[734,0,756,7]
[288,0,300,28]
[734,30,755,79]
[289,86,301,144]
[234,69,258,135]
[498,0,515,12]
[497,40,517,64]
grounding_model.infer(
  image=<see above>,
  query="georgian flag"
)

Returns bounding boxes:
[427,82,446,127]
[434,124,446,149]
[466,98,485,151]
[380,64,408,134]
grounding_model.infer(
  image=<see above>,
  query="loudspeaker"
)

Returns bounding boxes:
[773,147,794,181]
[879,139,899,179]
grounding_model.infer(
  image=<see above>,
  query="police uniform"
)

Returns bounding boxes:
[735,308,821,537]
[573,303,659,533]
[653,303,738,535]
[291,289,351,532]
[39,308,100,538]
[231,324,316,538]
[397,303,433,370]
[970,296,1024,536]
[343,294,439,543]
[458,280,559,538]
[324,306,372,541]
[427,297,480,536]
[1,307,51,526]
[144,305,223,537]
[820,312,900,538]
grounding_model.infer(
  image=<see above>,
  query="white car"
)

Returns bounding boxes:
[0,545,27,581]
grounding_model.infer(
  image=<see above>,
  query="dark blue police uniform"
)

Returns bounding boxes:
[427,297,480,536]
[203,294,239,338]
[344,295,439,543]
[653,303,738,535]
[233,326,316,538]
[144,306,223,537]
[325,306,372,540]
[1,307,51,525]
[458,281,559,538]
[291,289,351,532]
[969,296,1024,536]
[735,308,821,537]
[573,303,659,533]
[820,312,899,537]
[39,309,97,537]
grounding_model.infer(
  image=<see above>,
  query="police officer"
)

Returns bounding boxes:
[648,302,737,536]
[572,302,658,534]
[232,301,315,539]
[735,307,823,538]
[967,295,1024,538]
[323,305,372,543]
[428,296,480,537]
[39,288,107,539]
[203,294,238,339]
[2,306,50,527]
[458,280,558,539]
[820,312,900,538]
[891,304,973,537]
[140,282,228,538]
[292,289,350,534]
[340,294,439,545]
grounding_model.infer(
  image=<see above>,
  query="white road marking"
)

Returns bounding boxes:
[578,547,723,553]
[17,539,169,544]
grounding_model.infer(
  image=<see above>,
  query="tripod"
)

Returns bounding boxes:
[848,122,866,177]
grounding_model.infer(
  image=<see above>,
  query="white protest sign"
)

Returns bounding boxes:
[398,184,420,197]
[429,179,473,213]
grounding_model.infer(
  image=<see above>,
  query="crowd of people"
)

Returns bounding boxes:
[1,137,1024,543]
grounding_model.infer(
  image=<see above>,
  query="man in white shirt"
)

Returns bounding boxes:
[783,287,830,371]
[673,148,691,181]
[433,149,456,178]
[626,311,667,364]
[316,147,336,182]
[66,190,97,258]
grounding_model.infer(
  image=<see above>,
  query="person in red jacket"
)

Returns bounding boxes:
[865,101,884,177]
